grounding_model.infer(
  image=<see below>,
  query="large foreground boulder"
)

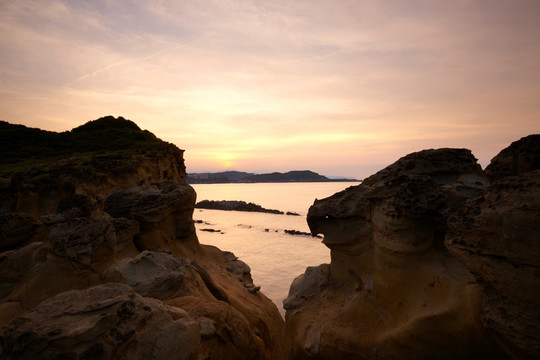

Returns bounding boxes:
[0,283,199,360]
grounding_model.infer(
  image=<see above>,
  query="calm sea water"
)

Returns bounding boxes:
[192,182,358,316]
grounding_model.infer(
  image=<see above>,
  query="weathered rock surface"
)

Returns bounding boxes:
[0,283,200,360]
[446,135,540,359]
[484,134,540,180]
[48,217,117,268]
[0,180,285,359]
[0,117,188,216]
[104,182,198,253]
[286,148,509,359]
[0,118,285,359]
[119,250,209,300]
[0,213,45,251]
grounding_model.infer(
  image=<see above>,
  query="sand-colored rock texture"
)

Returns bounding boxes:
[0,117,284,360]
[0,116,187,216]
[446,135,540,360]
[285,136,539,359]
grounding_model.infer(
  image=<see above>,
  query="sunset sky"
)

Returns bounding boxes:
[1,0,539,179]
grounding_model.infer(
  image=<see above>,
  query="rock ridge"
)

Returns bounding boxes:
[285,136,540,359]
[0,116,187,216]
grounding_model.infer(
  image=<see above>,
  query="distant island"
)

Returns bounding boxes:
[187,170,359,184]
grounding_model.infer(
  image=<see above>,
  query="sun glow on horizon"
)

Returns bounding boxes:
[213,152,240,169]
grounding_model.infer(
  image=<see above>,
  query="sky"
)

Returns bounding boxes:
[1,0,539,179]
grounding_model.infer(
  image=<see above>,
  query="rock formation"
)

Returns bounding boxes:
[0,117,285,359]
[446,135,540,359]
[285,139,540,359]
[0,116,187,216]
[1,283,200,360]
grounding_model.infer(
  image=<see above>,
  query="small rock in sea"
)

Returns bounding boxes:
[264,229,269,232]
[284,229,321,238]
[286,211,300,216]
[196,200,284,214]
[200,228,221,233]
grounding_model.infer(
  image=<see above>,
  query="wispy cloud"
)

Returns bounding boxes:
[1,0,539,177]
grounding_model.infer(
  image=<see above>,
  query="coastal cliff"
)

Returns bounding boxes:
[284,136,540,359]
[0,117,285,359]
[0,116,186,216]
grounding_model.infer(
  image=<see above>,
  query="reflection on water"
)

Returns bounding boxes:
[192,182,357,316]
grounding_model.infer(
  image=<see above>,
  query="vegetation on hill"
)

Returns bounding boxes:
[244,170,328,182]
[0,116,168,186]
[0,116,161,166]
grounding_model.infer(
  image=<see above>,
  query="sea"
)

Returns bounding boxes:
[191,182,359,317]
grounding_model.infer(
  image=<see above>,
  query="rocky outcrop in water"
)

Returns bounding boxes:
[196,200,284,214]
[285,137,540,359]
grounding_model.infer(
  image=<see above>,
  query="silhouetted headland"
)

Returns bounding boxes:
[188,170,359,183]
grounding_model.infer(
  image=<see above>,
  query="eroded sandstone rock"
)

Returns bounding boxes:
[0,213,45,251]
[56,193,96,217]
[104,182,197,251]
[0,144,187,217]
[48,217,117,267]
[446,136,540,359]
[0,283,200,360]
[484,134,540,180]
[0,183,285,359]
[287,148,503,359]
[0,241,48,324]
[120,250,211,300]
[0,119,285,359]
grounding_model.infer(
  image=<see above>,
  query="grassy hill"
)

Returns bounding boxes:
[0,116,161,166]
[0,116,166,185]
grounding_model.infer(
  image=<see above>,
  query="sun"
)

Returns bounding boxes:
[222,159,234,168]
[215,152,238,169]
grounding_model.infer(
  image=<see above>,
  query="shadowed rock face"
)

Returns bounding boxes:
[446,135,540,360]
[287,148,505,359]
[0,213,45,251]
[0,283,200,360]
[1,142,187,216]
[48,217,117,267]
[104,182,198,251]
[484,134,540,180]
